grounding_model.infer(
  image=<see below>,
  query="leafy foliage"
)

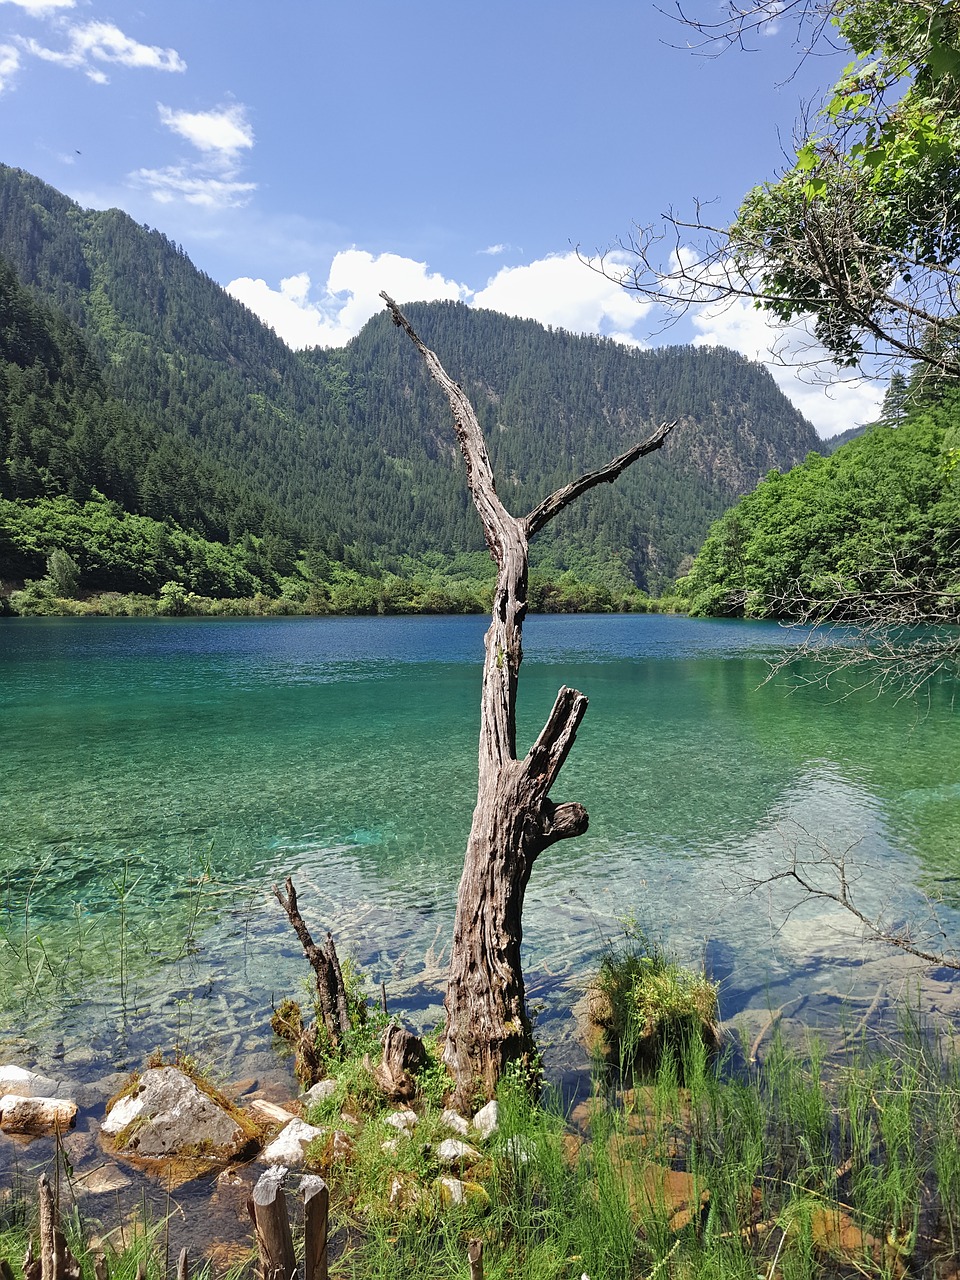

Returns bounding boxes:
[677,380,960,619]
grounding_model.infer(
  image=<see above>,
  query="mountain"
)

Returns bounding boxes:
[0,163,824,596]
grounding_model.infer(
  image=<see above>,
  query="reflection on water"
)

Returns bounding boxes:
[1,613,958,1086]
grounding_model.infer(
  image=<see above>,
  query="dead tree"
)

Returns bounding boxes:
[381,293,676,1107]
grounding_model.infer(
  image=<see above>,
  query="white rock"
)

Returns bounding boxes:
[440,1108,470,1136]
[0,1095,77,1135]
[472,1100,499,1139]
[383,1108,418,1132]
[380,1138,401,1154]
[437,1175,468,1204]
[303,1079,338,1104]
[505,1135,534,1164]
[436,1138,482,1167]
[0,1066,59,1099]
[261,1119,325,1167]
[102,1067,247,1159]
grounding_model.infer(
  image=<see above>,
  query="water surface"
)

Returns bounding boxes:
[1,613,957,1084]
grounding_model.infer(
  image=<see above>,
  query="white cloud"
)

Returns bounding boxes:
[20,21,185,81]
[689,292,884,437]
[225,244,877,435]
[472,252,653,341]
[479,243,506,256]
[158,103,253,160]
[227,251,470,348]
[132,166,256,208]
[0,0,73,10]
[0,42,20,92]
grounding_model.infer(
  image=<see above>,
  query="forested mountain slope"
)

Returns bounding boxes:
[676,388,960,618]
[0,163,823,593]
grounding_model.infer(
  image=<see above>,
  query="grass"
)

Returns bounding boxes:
[4,957,960,1279]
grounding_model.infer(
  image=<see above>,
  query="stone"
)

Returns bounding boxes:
[472,1100,499,1139]
[303,1079,338,1104]
[260,1119,325,1167]
[435,1176,491,1209]
[383,1108,418,1133]
[440,1108,470,1136]
[73,1164,131,1194]
[0,1095,77,1136]
[0,1065,59,1099]
[436,1138,482,1168]
[102,1067,253,1161]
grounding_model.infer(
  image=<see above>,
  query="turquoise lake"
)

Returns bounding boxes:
[1,613,958,1085]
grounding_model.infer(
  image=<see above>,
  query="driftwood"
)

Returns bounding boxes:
[249,1166,296,1280]
[301,1176,330,1280]
[382,292,677,1107]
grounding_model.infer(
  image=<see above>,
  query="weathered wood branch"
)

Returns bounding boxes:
[381,294,679,1107]
[523,420,678,537]
[380,291,508,554]
[272,877,351,1045]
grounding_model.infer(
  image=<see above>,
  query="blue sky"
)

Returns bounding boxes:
[0,0,883,435]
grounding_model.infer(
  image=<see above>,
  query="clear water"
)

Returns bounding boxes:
[1,613,958,1085]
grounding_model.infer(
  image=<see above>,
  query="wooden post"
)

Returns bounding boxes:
[176,1248,189,1280]
[36,1175,80,1280]
[467,1238,483,1280]
[249,1167,296,1280]
[301,1175,329,1280]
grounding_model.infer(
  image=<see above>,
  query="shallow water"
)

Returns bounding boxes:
[1,612,958,1091]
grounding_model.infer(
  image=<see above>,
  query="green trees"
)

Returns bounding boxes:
[677,386,960,622]
[621,0,960,382]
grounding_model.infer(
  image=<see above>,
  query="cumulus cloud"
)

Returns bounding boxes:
[227,251,470,348]
[689,292,884,437]
[472,251,653,341]
[0,43,20,91]
[158,103,253,161]
[20,20,185,81]
[132,166,256,208]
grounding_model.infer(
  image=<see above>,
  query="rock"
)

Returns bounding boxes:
[261,1119,325,1167]
[0,1065,59,1098]
[72,1164,132,1194]
[440,1108,470,1136]
[102,1067,255,1161]
[435,1176,491,1209]
[380,1138,401,1154]
[436,1138,482,1168]
[303,1079,338,1105]
[248,1099,298,1126]
[383,1108,418,1133]
[0,1095,77,1136]
[615,1160,710,1232]
[504,1135,535,1164]
[472,1100,499,1139]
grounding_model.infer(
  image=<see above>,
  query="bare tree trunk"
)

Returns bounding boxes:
[381,294,676,1108]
